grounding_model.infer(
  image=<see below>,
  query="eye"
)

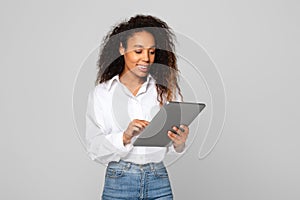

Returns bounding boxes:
[150,49,156,55]
[135,49,143,54]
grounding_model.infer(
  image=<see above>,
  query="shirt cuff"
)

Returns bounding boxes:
[105,132,133,155]
[168,143,187,155]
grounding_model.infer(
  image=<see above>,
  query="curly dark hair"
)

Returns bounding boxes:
[96,14,182,105]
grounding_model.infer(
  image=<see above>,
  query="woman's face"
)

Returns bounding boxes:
[120,31,156,79]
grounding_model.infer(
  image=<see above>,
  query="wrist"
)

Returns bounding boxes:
[123,132,132,145]
[173,143,185,153]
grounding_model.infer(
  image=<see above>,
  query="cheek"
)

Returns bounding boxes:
[150,55,155,63]
[125,54,139,64]
[151,55,155,62]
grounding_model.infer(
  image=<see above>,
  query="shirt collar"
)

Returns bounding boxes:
[105,73,155,91]
[139,74,155,94]
[105,74,120,91]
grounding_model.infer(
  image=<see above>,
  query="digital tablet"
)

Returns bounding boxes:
[133,101,206,147]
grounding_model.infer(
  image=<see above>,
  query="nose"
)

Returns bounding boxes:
[142,50,150,62]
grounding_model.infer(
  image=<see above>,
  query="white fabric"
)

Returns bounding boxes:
[85,74,184,165]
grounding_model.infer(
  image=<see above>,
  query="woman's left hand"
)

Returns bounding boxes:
[168,125,189,153]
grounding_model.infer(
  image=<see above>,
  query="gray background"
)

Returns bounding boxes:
[1,0,299,199]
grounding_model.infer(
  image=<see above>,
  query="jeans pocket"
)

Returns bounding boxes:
[105,167,124,178]
[154,167,169,178]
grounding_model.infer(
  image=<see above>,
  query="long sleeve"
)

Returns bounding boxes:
[85,89,133,164]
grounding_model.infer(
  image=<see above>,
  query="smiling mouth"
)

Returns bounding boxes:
[137,65,150,72]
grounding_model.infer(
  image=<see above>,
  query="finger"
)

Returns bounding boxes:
[138,120,149,127]
[168,131,181,142]
[133,123,144,130]
[172,126,183,136]
[132,126,140,132]
[170,128,179,136]
[133,119,149,124]
[134,122,148,130]
[140,120,150,124]
[169,128,188,142]
[168,132,184,146]
[179,125,189,135]
[178,127,185,132]
[180,124,188,131]
[133,120,149,127]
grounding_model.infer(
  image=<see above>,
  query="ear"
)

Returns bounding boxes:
[119,42,125,55]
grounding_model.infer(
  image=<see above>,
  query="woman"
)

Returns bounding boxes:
[86,14,189,199]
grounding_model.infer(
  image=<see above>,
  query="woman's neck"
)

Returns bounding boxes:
[119,72,147,96]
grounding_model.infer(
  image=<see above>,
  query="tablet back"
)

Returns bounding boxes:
[133,101,206,147]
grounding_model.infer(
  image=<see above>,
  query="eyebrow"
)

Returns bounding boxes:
[133,44,156,48]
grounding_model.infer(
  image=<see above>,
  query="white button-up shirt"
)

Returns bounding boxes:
[85,74,183,165]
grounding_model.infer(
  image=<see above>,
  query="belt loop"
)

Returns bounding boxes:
[150,163,155,171]
[125,162,131,170]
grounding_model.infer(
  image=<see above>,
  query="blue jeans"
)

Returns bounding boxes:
[102,160,173,200]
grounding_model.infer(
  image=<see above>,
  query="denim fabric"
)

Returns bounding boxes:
[102,160,173,200]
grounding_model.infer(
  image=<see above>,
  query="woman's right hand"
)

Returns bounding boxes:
[123,119,149,145]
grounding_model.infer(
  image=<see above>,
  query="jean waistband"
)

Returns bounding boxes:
[107,160,165,171]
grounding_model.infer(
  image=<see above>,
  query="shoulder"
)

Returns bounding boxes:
[93,82,111,102]
[94,75,118,94]
[94,82,108,93]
